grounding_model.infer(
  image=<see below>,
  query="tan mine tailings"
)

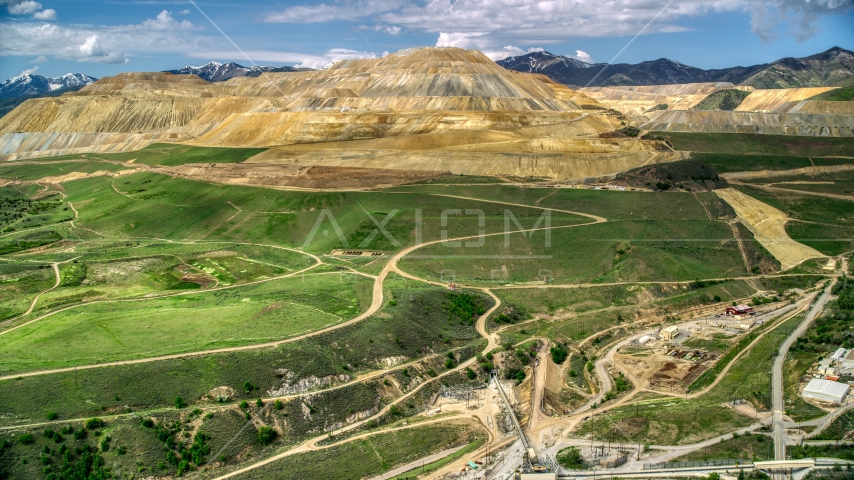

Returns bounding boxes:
[585,82,852,137]
[714,188,824,270]
[0,47,676,181]
[734,87,839,112]
[579,82,752,116]
[640,109,854,136]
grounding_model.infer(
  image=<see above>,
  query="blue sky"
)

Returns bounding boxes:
[1,0,852,81]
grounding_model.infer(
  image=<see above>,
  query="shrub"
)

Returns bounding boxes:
[557,446,583,469]
[239,401,249,409]
[550,344,568,364]
[175,397,186,409]
[466,368,476,380]
[85,418,104,430]
[18,433,34,445]
[256,426,276,445]
[46,412,58,421]
[274,400,283,410]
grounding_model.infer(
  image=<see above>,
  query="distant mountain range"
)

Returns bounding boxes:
[165,62,306,82]
[497,47,854,88]
[0,73,97,99]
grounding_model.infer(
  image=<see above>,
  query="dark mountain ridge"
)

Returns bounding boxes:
[498,47,854,88]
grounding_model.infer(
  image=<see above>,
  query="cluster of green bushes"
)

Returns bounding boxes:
[550,343,568,364]
[556,446,583,469]
[492,304,526,325]
[796,277,854,350]
[141,414,210,476]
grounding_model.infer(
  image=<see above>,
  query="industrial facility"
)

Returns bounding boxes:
[802,378,850,404]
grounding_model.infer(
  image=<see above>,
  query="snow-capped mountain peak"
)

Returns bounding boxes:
[0,73,97,99]
[166,61,301,82]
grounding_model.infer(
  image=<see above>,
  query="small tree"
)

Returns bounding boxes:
[466,368,476,380]
[85,418,104,430]
[274,400,283,410]
[256,398,263,407]
[257,426,276,445]
[708,473,720,480]
[175,397,186,409]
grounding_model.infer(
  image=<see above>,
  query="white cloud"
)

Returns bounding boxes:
[265,0,403,23]
[436,32,490,49]
[0,10,210,64]
[189,48,377,69]
[574,50,593,63]
[7,0,41,15]
[359,24,402,35]
[264,0,853,51]
[178,9,190,15]
[294,48,377,68]
[32,8,55,20]
[20,65,38,75]
[441,41,544,61]
[30,54,47,63]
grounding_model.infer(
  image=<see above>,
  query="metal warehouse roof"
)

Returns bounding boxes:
[803,379,849,399]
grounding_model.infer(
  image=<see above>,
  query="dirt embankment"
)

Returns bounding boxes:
[720,164,854,180]
[158,162,448,189]
[714,188,824,270]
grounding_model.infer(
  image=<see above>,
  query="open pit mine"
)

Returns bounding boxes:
[0,47,681,187]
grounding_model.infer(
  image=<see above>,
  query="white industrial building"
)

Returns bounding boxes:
[802,378,849,404]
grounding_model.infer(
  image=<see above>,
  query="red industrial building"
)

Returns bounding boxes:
[725,304,755,315]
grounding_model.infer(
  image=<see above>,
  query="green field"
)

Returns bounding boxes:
[0,262,54,322]
[740,170,854,196]
[400,220,747,286]
[50,171,585,253]
[689,153,854,174]
[495,279,757,317]
[390,185,712,221]
[0,160,129,181]
[652,132,854,157]
[0,284,485,422]
[49,143,269,166]
[732,185,854,255]
[26,243,312,312]
[0,273,372,373]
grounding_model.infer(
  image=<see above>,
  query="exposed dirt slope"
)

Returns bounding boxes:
[160,163,446,189]
[735,87,839,112]
[579,83,752,115]
[714,188,824,270]
[641,110,854,137]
